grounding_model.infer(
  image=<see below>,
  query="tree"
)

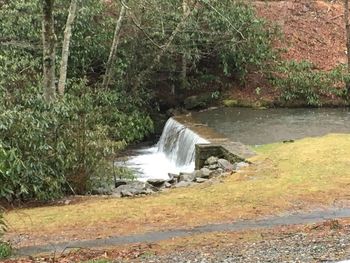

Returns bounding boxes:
[58,0,78,96]
[133,0,199,92]
[102,1,127,89]
[180,0,189,91]
[42,0,56,102]
[345,0,350,95]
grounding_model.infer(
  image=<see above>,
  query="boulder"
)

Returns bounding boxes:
[217,159,234,171]
[115,179,129,188]
[184,95,210,110]
[174,181,193,188]
[206,156,218,165]
[200,167,214,179]
[120,190,133,197]
[195,177,208,183]
[147,179,167,187]
[235,162,249,170]
[193,170,203,178]
[209,164,219,170]
[179,172,196,182]
[92,187,113,195]
[114,181,155,197]
[217,168,224,174]
[168,173,179,184]
[164,182,172,188]
[223,99,239,107]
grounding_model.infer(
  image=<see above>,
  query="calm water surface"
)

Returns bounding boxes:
[192,107,350,145]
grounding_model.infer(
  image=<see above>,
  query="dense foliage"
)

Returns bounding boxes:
[0,241,11,259]
[0,0,278,201]
[0,208,10,259]
[117,0,277,92]
[272,61,348,106]
[0,83,153,201]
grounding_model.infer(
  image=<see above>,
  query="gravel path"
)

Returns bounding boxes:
[14,207,350,256]
[6,220,350,262]
[134,225,350,263]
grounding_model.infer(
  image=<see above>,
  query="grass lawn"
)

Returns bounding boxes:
[5,134,350,247]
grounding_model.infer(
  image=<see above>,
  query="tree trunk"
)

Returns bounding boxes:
[42,0,56,102]
[58,0,78,96]
[180,0,188,92]
[102,3,127,89]
[345,0,350,95]
[134,1,198,92]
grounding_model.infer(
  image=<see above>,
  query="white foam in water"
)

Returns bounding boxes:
[123,118,209,181]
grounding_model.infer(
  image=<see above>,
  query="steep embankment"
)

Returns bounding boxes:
[256,0,346,70]
[228,0,347,103]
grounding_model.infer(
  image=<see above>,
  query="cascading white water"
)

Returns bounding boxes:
[123,118,209,180]
[157,118,209,166]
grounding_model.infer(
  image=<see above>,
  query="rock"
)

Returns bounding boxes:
[92,187,111,195]
[179,172,196,182]
[147,179,167,187]
[193,170,203,178]
[114,181,155,197]
[168,173,179,184]
[174,181,193,188]
[195,178,208,183]
[206,156,218,165]
[210,170,221,178]
[111,192,121,198]
[115,179,129,188]
[120,190,134,197]
[200,167,214,179]
[235,162,249,170]
[217,159,234,171]
[143,188,155,195]
[223,99,238,107]
[164,182,172,188]
[209,164,219,170]
[184,94,211,110]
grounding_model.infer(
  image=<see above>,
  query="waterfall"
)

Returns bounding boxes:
[123,117,209,180]
[157,118,209,167]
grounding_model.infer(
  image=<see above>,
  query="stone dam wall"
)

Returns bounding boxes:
[173,115,256,169]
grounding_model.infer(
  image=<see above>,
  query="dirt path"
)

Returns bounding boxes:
[14,207,350,257]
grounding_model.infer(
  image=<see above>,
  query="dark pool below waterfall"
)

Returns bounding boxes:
[192,107,350,145]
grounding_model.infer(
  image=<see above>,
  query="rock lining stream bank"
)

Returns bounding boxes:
[102,157,248,198]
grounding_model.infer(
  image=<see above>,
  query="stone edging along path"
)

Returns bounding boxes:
[15,207,350,257]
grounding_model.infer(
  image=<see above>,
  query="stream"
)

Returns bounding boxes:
[120,107,350,180]
[192,107,350,145]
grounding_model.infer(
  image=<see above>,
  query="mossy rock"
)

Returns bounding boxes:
[252,101,268,110]
[223,99,239,107]
[184,94,212,110]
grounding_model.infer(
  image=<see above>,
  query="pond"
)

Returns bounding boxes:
[120,107,350,180]
[192,107,350,145]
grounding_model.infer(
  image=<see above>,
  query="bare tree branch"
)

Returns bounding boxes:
[129,14,163,50]
[133,0,199,92]
[58,0,78,96]
[102,1,127,89]
[42,0,56,102]
[200,0,246,40]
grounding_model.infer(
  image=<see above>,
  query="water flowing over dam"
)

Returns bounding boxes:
[157,118,209,167]
[123,118,209,180]
[121,107,350,180]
